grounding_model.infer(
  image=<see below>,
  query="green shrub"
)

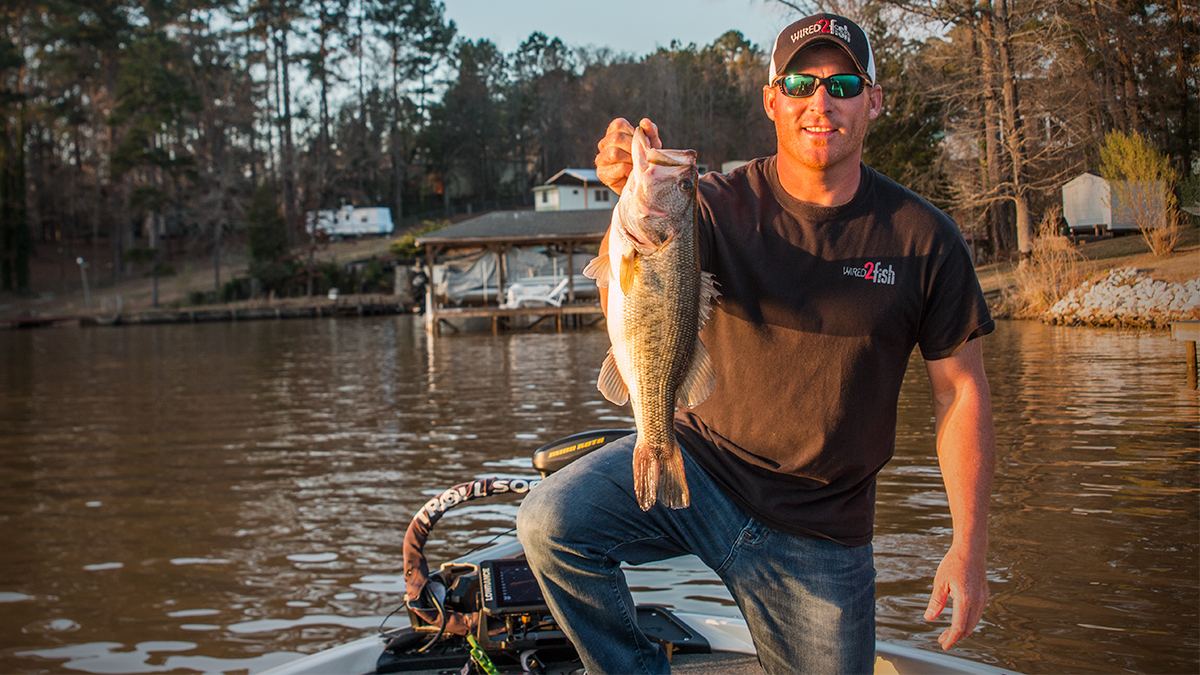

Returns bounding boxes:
[389,219,449,261]
[249,259,302,297]
[1099,131,1183,255]
[221,277,253,303]
[1180,172,1200,209]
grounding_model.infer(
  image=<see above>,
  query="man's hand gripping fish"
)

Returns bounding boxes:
[584,128,719,511]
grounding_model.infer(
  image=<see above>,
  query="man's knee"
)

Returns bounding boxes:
[516,475,570,554]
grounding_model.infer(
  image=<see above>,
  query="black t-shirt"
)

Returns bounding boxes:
[675,157,994,546]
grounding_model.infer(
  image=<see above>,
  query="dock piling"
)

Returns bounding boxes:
[1169,321,1199,389]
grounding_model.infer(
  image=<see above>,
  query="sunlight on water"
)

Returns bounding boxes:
[1,318,1195,674]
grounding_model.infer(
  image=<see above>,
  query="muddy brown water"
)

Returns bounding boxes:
[1,317,1196,674]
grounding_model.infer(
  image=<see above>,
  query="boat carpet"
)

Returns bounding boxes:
[671,651,764,674]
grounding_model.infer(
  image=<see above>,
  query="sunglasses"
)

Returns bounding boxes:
[775,73,870,99]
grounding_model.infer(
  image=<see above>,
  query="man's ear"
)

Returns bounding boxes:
[868,84,883,121]
[763,84,777,122]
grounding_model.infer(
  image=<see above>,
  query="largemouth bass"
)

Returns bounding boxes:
[583,128,718,511]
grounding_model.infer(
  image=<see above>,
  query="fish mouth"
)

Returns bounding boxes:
[631,128,697,182]
[646,148,697,168]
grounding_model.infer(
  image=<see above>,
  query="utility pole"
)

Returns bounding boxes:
[76,257,93,315]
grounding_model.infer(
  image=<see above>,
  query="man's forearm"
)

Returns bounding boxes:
[924,338,995,649]
[933,369,994,554]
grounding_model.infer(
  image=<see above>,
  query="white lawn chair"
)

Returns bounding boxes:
[502,277,571,309]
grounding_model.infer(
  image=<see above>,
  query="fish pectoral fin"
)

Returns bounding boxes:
[677,338,716,409]
[583,255,610,287]
[697,270,720,330]
[597,349,630,406]
[618,252,638,296]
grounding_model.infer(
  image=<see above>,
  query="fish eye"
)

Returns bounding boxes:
[679,178,694,192]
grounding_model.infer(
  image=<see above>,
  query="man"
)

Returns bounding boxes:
[517,13,995,675]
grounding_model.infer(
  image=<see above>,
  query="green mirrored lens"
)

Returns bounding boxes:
[828,75,864,97]
[777,74,866,99]
[781,74,817,97]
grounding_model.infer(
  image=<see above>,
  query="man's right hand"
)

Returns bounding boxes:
[594,118,661,194]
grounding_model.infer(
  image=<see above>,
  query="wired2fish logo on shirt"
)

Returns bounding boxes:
[844,261,896,285]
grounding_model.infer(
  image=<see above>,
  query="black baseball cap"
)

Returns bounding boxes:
[769,13,876,84]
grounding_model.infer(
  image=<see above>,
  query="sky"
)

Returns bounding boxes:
[440,0,799,58]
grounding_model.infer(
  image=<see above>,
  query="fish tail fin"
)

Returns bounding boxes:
[632,441,690,511]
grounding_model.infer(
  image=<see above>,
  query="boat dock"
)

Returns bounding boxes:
[426,302,604,335]
[415,208,610,336]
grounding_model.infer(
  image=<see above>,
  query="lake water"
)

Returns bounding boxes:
[1,317,1196,674]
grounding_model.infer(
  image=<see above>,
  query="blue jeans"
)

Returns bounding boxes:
[517,436,876,675]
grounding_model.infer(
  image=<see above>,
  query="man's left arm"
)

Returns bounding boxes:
[923,337,995,650]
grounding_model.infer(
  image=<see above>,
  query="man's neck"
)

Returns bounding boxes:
[775,156,862,207]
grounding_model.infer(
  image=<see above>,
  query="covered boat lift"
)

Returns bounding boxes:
[415,209,610,334]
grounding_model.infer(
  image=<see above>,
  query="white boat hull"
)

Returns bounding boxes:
[261,612,1019,675]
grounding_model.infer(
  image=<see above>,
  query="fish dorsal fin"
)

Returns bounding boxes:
[583,254,610,288]
[597,348,629,406]
[677,338,716,409]
[619,251,638,296]
[697,270,719,330]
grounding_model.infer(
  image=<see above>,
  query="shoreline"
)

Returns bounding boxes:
[4,227,1197,331]
[0,293,413,330]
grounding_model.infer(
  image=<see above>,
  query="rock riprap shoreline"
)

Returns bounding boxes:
[1044,267,1200,328]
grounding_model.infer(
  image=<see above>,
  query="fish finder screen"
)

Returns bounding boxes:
[494,560,543,607]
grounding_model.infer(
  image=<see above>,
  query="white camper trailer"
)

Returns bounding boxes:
[306,205,394,238]
[1062,173,1168,235]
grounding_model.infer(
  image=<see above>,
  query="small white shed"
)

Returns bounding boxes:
[1062,173,1167,234]
[1062,173,1111,234]
[532,169,617,212]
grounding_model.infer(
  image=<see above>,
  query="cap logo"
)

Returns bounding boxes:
[791,18,852,45]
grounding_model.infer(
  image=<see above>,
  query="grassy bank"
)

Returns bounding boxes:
[978,223,1199,320]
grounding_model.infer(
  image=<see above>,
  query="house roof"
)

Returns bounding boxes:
[415,209,611,248]
[544,168,602,186]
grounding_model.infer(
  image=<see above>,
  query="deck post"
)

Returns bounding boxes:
[1188,341,1197,390]
[424,248,438,335]
[497,245,509,301]
[566,240,576,303]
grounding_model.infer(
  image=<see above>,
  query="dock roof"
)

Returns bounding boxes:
[415,209,611,248]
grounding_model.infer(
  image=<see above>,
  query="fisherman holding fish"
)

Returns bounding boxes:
[518,12,995,675]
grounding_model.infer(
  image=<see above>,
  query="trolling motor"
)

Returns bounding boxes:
[378,428,708,674]
[381,430,630,673]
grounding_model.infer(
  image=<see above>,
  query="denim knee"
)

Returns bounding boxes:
[516,477,565,556]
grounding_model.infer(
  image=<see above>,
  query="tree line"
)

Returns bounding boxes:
[1,0,1195,296]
